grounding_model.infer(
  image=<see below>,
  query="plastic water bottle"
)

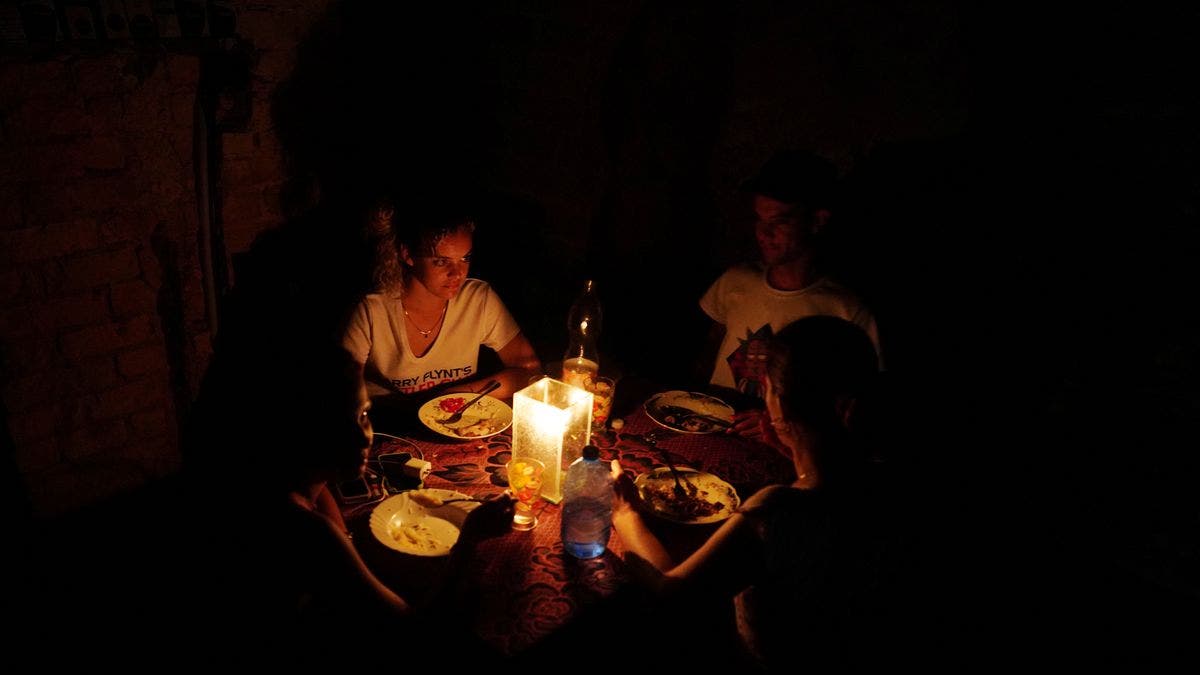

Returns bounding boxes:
[561,445,613,559]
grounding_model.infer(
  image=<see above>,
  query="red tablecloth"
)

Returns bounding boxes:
[342,406,792,656]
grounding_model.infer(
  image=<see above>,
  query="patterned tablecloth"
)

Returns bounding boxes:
[341,403,793,656]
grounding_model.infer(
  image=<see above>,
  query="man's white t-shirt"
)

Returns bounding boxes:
[700,265,882,397]
[343,279,521,396]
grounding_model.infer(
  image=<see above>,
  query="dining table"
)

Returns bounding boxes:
[339,378,794,658]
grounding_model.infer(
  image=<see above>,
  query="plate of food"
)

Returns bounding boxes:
[418,393,513,440]
[633,467,740,524]
[644,390,735,434]
[369,488,480,556]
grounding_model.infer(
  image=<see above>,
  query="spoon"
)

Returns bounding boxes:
[407,493,485,508]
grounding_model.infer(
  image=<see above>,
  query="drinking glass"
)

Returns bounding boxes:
[590,376,615,428]
[506,457,546,531]
[561,357,598,390]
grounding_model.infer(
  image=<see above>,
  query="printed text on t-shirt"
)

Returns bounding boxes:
[391,366,473,392]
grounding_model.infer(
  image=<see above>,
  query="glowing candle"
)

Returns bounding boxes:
[511,377,592,503]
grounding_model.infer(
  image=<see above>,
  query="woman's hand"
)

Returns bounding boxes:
[611,460,640,519]
[728,409,766,439]
[727,409,791,457]
[609,460,674,575]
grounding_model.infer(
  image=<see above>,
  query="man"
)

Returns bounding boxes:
[699,150,882,439]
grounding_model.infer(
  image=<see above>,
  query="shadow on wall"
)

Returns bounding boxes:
[468,191,565,365]
[215,2,567,370]
[835,136,970,376]
[587,2,737,383]
[270,2,495,217]
[219,201,375,342]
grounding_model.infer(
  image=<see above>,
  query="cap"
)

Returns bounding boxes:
[740,150,838,209]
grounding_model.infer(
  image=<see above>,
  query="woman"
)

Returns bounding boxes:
[343,204,542,411]
[611,316,892,670]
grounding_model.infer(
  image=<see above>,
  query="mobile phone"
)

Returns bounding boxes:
[334,476,373,503]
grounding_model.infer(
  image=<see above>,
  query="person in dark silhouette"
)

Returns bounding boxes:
[342,198,542,430]
[697,151,882,443]
[614,316,896,670]
[185,337,515,661]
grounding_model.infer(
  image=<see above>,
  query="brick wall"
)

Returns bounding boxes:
[217,1,329,254]
[1,52,210,518]
[1,1,330,519]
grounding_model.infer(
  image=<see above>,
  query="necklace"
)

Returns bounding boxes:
[403,300,448,339]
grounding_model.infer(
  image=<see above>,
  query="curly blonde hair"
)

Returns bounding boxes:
[395,212,476,260]
[367,201,404,292]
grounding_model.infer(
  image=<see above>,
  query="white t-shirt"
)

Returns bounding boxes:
[699,265,882,397]
[343,279,522,396]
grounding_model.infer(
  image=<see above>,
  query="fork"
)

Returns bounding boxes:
[658,406,733,429]
[643,431,688,499]
[440,380,501,426]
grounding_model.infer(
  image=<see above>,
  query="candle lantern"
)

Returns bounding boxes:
[510,376,592,503]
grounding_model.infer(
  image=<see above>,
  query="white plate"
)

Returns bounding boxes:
[369,489,480,556]
[644,390,735,434]
[634,467,740,525]
[418,394,513,440]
